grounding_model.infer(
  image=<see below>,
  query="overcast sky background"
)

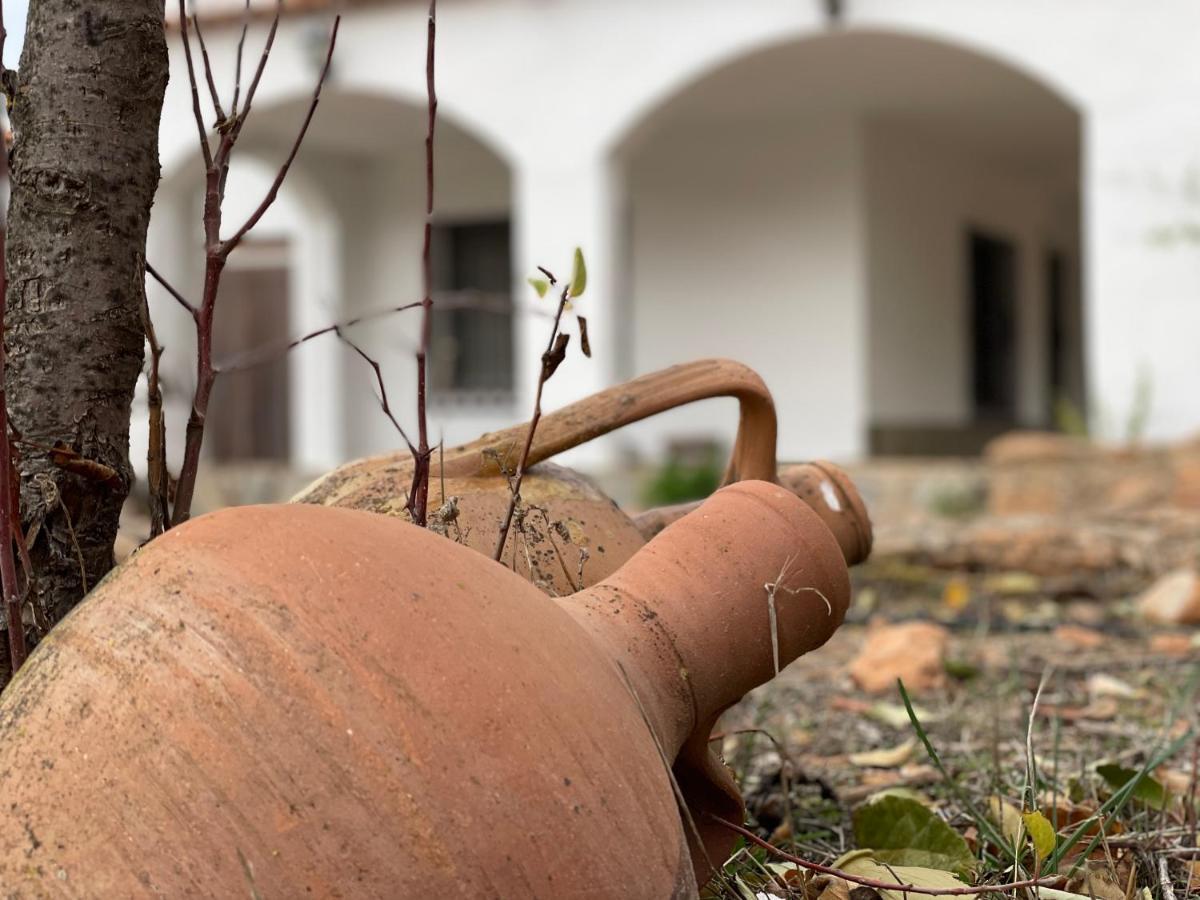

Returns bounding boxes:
[4,1,26,68]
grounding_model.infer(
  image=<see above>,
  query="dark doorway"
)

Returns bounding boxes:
[430,221,514,397]
[969,230,1018,423]
[209,243,292,462]
[1046,250,1067,416]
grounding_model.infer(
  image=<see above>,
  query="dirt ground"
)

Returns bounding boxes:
[710,546,1200,900]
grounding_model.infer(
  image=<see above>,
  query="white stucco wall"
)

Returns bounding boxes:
[147,0,1200,477]
[623,116,866,462]
[864,117,1080,429]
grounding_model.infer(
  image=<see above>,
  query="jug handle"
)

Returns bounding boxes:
[440,357,777,484]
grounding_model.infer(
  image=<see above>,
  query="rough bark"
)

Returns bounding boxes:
[5,1,168,625]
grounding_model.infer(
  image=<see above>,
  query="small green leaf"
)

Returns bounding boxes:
[1096,764,1171,811]
[569,247,587,298]
[853,794,976,877]
[527,277,550,298]
[1022,810,1056,862]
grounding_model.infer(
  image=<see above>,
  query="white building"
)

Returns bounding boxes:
[146,0,1200,479]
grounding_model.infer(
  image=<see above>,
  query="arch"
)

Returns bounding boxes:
[146,86,517,479]
[610,29,1083,461]
[606,22,1082,159]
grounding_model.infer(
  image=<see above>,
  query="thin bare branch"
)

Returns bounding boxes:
[221,16,340,257]
[493,283,572,560]
[335,328,417,455]
[146,261,198,319]
[177,0,214,169]
[215,300,425,375]
[230,0,251,115]
[229,0,282,146]
[189,10,227,126]
[409,0,438,527]
[140,294,170,537]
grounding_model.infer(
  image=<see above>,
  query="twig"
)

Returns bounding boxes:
[1158,858,1177,900]
[710,816,1059,895]
[146,261,198,318]
[221,16,340,256]
[170,7,339,526]
[230,0,251,115]
[335,328,416,454]
[232,1,281,132]
[140,292,170,537]
[189,11,226,126]
[177,0,214,169]
[408,0,438,527]
[214,293,526,375]
[492,283,572,561]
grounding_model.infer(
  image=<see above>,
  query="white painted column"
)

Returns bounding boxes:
[287,192,346,473]
[142,181,202,477]
[512,154,622,470]
[1085,100,1200,443]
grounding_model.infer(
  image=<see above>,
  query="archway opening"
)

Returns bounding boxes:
[614,29,1082,461]
[147,89,514,485]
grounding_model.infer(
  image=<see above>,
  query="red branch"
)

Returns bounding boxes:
[168,3,340,526]
[408,0,437,527]
[492,278,570,561]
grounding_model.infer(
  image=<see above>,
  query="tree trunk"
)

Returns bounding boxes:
[4,1,168,628]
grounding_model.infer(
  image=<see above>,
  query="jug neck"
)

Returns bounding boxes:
[559,480,851,757]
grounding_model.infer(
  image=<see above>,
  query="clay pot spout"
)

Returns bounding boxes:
[562,480,851,883]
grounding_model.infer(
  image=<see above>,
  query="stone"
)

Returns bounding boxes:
[1137,569,1200,625]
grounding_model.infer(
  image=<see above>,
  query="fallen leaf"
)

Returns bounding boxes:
[1096,764,1171,810]
[1066,860,1128,900]
[1039,696,1120,722]
[849,621,950,695]
[833,850,976,900]
[1149,633,1196,657]
[1022,810,1056,862]
[1054,625,1106,650]
[1087,673,1140,700]
[852,795,975,876]
[982,571,1042,595]
[864,787,934,807]
[1136,568,1200,625]
[850,740,916,769]
[865,701,942,729]
[942,577,970,611]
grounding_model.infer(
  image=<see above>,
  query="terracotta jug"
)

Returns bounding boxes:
[0,480,851,897]
[295,358,871,593]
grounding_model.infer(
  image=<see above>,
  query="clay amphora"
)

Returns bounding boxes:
[295,358,871,593]
[0,480,851,897]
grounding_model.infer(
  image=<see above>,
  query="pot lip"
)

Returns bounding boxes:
[801,460,874,563]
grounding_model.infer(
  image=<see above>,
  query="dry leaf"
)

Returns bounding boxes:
[848,621,950,694]
[1054,625,1106,650]
[1087,673,1140,700]
[577,315,591,357]
[849,740,916,769]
